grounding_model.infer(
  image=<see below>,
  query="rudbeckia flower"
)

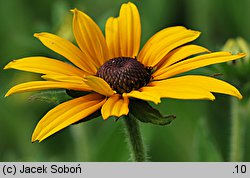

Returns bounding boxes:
[4,2,244,142]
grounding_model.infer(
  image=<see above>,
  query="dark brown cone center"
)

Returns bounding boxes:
[96,57,152,94]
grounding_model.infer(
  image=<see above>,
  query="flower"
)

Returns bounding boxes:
[213,37,250,99]
[4,2,245,142]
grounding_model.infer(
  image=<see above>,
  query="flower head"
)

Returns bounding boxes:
[211,37,250,99]
[4,2,245,142]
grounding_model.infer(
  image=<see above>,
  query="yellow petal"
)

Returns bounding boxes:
[105,2,141,58]
[71,8,109,67]
[4,57,85,77]
[155,52,246,80]
[154,45,209,76]
[105,17,120,58]
[145,80,215,100]
[5,81,91,97]
[32,93,106,142]
[123,90,162,104]
[151,75,242,99]
[34,32,97,74]
[101,94,129,120]
[84,76,115,96]
[138,26,200,67]
[42,75,84,84]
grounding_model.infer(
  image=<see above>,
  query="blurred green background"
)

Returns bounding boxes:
[0,0,249,162]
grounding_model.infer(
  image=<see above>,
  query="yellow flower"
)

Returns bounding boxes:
[4,2,244,142]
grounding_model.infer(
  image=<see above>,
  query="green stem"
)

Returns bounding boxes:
[229,98,247,161]
[123,115,147,162]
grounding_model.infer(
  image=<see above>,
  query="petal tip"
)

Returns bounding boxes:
[3,65,9,70]
[5,87,16,97]
[237,52,246,57]
[192,30,201,36]
[127,2,136,6]
[102,116,109,120]
[33,33,40,38]
[70,8,78,14]
[33,33,46,39]
[236,92,243,100]
[4,92,10,97]
[204,48,211,53]
[149,98,161,105]
[32,132,41,143]
[152,95,162,104]
[210,97,216,101]
[31,138,42,143]
[209,94,216,101]
[31,137,37,143]
[102,113,128,120]
[185,29,201,37]
[3,61,14,70]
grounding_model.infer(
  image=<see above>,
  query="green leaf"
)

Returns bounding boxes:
[66,89,91,98]
[28,90,72,105]
[129,99,175,126]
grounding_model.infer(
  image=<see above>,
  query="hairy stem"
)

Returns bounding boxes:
[123,115,148,162]
[229,98,247,161]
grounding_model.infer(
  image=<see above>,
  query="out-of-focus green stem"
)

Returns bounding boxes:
[229,98,247,161]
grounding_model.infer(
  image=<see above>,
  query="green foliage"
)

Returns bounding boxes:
[129,99,175,126]
[28,90,72,105]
